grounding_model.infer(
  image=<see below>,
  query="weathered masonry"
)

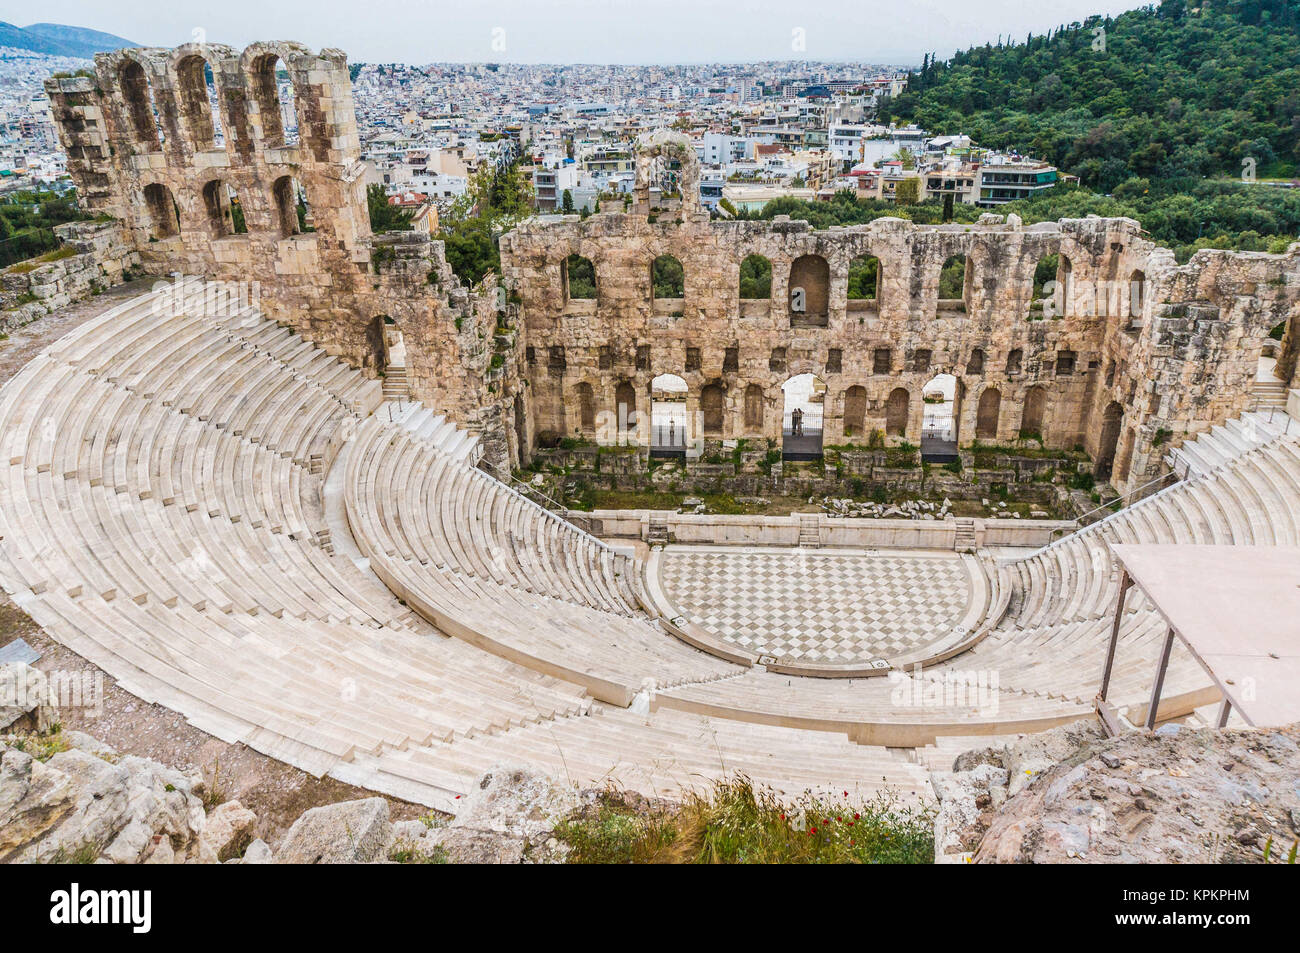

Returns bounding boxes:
[47,46,1300,498]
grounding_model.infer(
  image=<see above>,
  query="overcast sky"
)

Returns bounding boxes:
[2,0,1151,65]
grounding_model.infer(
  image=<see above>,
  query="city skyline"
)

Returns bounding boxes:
[0,0,1149,65]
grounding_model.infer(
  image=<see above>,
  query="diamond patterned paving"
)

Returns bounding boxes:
[657,546,972,665]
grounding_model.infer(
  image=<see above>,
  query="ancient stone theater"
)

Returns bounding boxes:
[0,41,1294,815]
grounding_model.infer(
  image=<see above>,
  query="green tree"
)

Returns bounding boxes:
[366,184,412,233]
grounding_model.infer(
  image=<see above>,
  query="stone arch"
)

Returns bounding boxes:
[847,254,879,306]
[967,347,985,376]
[118,58,162,150]
[975,387,1001,440]
[650,373,688,455]
[886,387,910,437]
[141,182,179,239]
[739,253,771,299]
[781,373,824,458]
[1021,385,1048,439]
[615,380,638,441]
[200,179,237,237]
[1030,252,1059,317]
[576,381,597,432]
[743,383,764,432]
[651,254,684,299]
[938,253,968,306]
[843,385,867,437]
[175,53,222,150]
[789,254,830,326]
[1096,401,1124,479]
[249,51,300,148]
[1127,269,1146,319]
[921,373,959,461]
[1006,348,1023,375]
[564,253,596,301]
[700,382,726,436]
[271,175,303,237]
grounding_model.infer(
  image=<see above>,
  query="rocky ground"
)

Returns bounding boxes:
[931,719,1300,864]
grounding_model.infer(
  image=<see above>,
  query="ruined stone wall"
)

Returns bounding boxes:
[1,221,140,331]
[44,44,1300,497]
[501,139,1300,499]
[44,42,514,472]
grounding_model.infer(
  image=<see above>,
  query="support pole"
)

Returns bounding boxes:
[1145,627,1176,730]
[1098,569,1132,703]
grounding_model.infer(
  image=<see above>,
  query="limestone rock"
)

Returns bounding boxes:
[975,723,1300,863]
[242,838,273,864]
[1,740,210,864]
[0,663,58,733]
[203,800,258,862]
[0,747,74,858]
[276,797,392,864]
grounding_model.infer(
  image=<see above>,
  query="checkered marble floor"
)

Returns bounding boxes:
[657,545,972,665]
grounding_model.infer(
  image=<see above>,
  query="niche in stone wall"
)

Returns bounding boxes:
[789,254,829,327]
[141,182,179,239]
[975,387,1001,439]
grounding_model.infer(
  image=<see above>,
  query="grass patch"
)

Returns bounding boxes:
[554,776,933,864]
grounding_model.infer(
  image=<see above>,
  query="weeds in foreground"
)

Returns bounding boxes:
[554,776,933,864]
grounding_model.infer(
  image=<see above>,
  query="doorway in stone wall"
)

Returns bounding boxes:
[650,373,688,458]
[920,373,959,463]
[781,373,825,460]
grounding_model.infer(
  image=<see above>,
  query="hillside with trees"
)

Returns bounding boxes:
[881,0,1300,190]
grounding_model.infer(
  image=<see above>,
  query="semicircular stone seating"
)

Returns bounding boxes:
[0,282,937,809]
[4,282,1297,809]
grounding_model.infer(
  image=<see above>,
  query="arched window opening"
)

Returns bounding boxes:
[251,54,299,148]
[700,382,725,436]
[938,254,967,309]
[846,255,879,309]
[1096,401,1124,480]
[651,255,684,300]
[739,254,771,299]
[967,348,985,375]
[120,60,163,149]
[176,55,223,150]
[201,179,240,236]
[142,183,179,239]
[272,175,311,237]
[1006,348,1023,375]
[615,381,638,444]
[1030,253,1058,318]
[564,254,596,301]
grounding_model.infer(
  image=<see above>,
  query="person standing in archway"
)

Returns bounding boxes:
[791,407,804,437]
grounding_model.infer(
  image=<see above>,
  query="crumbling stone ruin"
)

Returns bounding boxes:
[44,43,1300,497]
